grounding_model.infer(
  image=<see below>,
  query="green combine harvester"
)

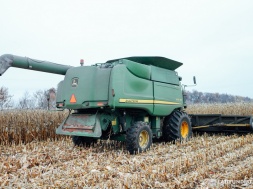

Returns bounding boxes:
[0,54,252,154]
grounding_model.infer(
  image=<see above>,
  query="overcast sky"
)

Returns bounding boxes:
[1,0,253,101]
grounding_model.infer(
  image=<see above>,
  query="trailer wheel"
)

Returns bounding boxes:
[72,136,97,147]
[163,110,192,142]
[126,121,152,154]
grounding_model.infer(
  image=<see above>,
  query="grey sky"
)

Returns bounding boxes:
[1,0,253,101]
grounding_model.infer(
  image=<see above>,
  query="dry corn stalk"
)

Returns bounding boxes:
[187,102,253,115]
[0,110,68,145]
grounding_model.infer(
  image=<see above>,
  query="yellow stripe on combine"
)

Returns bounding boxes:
[153,100,180,105]
[119,99,180,105]
[119,99,153,104]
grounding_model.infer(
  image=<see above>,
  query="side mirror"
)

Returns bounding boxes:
[183,76,197,89]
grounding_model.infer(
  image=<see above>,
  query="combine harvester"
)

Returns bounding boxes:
[0,54,252,154]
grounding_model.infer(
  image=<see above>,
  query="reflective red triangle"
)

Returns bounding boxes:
[70,94,77,103]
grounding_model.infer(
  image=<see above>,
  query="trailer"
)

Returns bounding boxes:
[191,114,253,133]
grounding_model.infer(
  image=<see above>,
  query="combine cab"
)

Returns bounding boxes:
[0,54,252,154]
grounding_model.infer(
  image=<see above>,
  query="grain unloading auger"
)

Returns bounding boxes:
[0,54,72,76]
[1,54,252,154]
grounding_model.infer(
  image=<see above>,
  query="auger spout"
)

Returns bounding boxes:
[0,54,72,76]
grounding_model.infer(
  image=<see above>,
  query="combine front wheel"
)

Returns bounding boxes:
[126,121,152,154]
[163,110,192,142]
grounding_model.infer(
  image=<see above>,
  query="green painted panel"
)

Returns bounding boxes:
[151,66,180,85]
[124,60,151,80]
[61,66,111,109]
[153,81,183,115]
[109,65,154,114]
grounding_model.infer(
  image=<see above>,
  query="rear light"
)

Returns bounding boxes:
[97,102,103,106]
[80,59,84,66]
[57,102,64,107]
[97,102,108,106]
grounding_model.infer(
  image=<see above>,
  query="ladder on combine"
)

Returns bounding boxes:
[190,114,253,133]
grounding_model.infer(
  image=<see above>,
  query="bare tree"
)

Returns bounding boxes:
[0,86,13,110]
[33,88,56,110]
[33,90,48,109]
[18,91,34,109]
[186,90,253,104]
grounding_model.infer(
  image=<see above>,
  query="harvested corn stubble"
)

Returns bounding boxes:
[1,135,253,188]
[0,103,253,188]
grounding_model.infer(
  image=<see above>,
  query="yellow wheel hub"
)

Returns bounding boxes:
[139,130,149,149]
[181,121,189,138]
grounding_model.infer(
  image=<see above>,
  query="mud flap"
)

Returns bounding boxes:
[56,113,102,138]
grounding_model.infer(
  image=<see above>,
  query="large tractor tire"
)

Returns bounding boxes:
[163,110,192,142]
[126,121,152,154]
[72,136,97,147]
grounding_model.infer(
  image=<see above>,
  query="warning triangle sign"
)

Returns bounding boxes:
[70,94,77,103]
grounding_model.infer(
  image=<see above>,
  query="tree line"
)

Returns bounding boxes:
[185,90,253,104]
[0,86,56,110]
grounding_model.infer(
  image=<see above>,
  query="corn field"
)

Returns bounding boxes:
[1,103,252,145]
[187,102,253,115]
[0,103,253,188]
[0,110,68,145]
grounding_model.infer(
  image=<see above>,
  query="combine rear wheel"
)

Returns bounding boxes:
[163,110,192,142]
[72,136,97,147]
[126,121,152,154]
